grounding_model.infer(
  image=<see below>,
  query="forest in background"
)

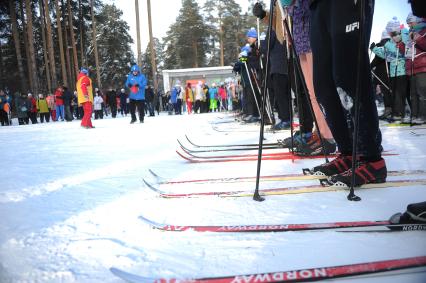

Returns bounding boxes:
[0,0,261,95]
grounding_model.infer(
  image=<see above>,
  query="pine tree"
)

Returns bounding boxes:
[143,37,164,85]
[163,0,209,69]
[203,0,246,66]
[93,4,134,88]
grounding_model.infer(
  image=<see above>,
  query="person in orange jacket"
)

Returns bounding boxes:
[76,67,94,128]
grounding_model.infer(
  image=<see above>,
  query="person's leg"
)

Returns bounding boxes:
[138,100,145,122]
[129,99,137,122]
[410,75,419,119]
[272,73,290,123]
[301,52,334,140]
[81,102,89,127]
[45,113,50,122]
[416,73,426,121]
[310,0,352,156]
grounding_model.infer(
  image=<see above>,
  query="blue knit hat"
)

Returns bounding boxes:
[80,67,89,75]
[246,27,258,38]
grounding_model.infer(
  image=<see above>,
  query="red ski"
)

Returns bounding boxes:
[138,214,426,232]
[110,256,426,283]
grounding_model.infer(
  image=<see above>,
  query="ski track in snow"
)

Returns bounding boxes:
[0,113,426,282]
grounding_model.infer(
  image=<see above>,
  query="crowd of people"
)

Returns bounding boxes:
[166,80,241,115]
[370,13,426,124]
[0,82,162,127]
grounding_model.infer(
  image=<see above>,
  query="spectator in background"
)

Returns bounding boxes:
[62,86,73,121]
[119,88,128,116]
[185,82,193,114]
[106,87,118,118]
[170,83,180,115]
[54,86,65,121]
[93,91,104,119]
[36,94,50,123]
[46,93,56,121]
[0,90,11,126]
[406,13,426,125]
[28,93,38,124]
[15,92,30,125]
[145,85,155,116]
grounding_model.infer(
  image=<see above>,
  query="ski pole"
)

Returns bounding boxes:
[243,62,261,117]
[249,65,275,124]
[348,0,367,201]
[253,0,275,202]
[371,70,391,91]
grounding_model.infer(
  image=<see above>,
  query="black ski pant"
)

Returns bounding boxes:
[94,110,103,119]
[194,100,202,113]
[272,73,291,122]
[109,104,117,118]
[310,0,382,160]
[410,73,426,120]
[390,75,409,118]
[18,117,29,125]
[129,99,145,122]
[65,105,73,121]
[28,112,38,124]
[39,112,50,123]
[0,110,9,126]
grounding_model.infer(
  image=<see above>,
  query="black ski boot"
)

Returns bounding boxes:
[328,158,387,187]
[295,138,336,156]
[304,154,353,176]
[391,202,426,224]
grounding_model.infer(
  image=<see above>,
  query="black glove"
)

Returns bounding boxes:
[127,84,132,88]
[135,84,140,87]
[253,3,266,19]
[369,42,376,50]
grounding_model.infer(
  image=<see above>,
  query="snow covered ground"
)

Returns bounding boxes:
[0,112,425,283]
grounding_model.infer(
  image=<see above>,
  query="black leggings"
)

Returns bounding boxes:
[310,0,381,159]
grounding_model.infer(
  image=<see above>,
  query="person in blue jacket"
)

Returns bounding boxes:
[125,65,147,123]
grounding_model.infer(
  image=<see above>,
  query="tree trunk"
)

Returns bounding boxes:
[193,41,198,68]
[135,0,142,66]
[90,0,101,88]
[43,0,57,89]
[55,0,68,87]
[146,0,158,92]
[24,0,39,94]
[62,0,73,87]
[8,0,28,92]
[219,17,224,66]
[19,0,33,93]
[39,0,52,93]
[68,0,79,78]
[78,0,85,66]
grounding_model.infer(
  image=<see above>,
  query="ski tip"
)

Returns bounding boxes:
[138,215,165,230]
[142,178,162,194]
[110,267,154,283]
[148,169,162,180]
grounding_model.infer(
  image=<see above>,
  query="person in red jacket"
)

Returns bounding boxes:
[76,67,94,128]
[406,13,426,124]
[28,93,38,124]
[54,86,64,121]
